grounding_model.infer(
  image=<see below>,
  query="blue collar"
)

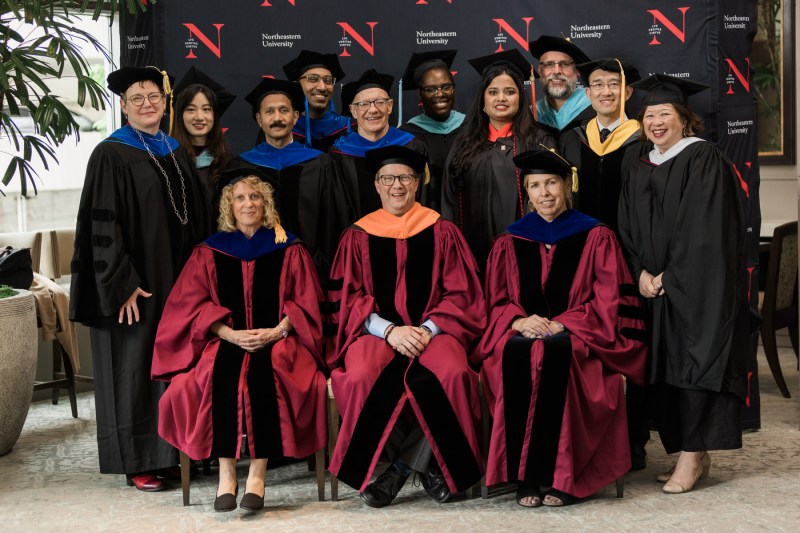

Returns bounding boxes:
[535,90,591,131]
[239,141,322,170]
[203,227,296,261]
[331,127,415,157]
[506,209,599,245]
[292,110,352,142]
[407,111,464,135]
[104,125,179,157]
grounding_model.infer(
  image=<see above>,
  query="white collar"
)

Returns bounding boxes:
[648,137,704,165]
[596,115,626,132]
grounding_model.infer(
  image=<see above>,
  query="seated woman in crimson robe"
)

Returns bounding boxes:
[471,149,646,508]
[152,168,327,513]
[327,145,486,508]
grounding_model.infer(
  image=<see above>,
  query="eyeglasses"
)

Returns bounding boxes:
[589,81,622,91]
[299,74,336,86]
[351,98,391,110]
[421,83,455,96]
[376,173,416,186]
[126,93,164,106]
[540,61,575,71]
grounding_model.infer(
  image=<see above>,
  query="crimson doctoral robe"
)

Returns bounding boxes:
[152,229,326,460]
[472,212,646,498]
[327,206,486,493]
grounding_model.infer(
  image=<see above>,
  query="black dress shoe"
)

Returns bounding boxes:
[359,467,408,508]
[630,442,648,471]
[420,464,451,503]
[214,483,238,512]
[240,492,264,511]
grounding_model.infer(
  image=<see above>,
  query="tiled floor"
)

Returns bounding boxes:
[1,346,798,533]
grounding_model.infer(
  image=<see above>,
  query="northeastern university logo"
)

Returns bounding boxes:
[184,23,224,59]
[647,7,689,45]
[337,22,378,57]
[492,17,533,53]
[724,58,751,95]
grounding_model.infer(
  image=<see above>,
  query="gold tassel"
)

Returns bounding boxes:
[539,143,580,192]
[614,58,626,125]
[571,166,579,192]
[273,223,287,244]
[423,163,430,185]
[154,67,174,136]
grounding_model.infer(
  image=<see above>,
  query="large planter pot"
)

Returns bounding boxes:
[0,289,38,456]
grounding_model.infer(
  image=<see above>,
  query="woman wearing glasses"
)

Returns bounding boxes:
[399,50,464,212]
[70,66,212,492]
[330,68,429,220]
[442,50,555,270]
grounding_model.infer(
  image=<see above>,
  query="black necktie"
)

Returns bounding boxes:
[599,128,612,142]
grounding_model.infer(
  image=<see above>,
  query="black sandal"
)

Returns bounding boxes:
[542,488,577,507]
[515,484,542,508]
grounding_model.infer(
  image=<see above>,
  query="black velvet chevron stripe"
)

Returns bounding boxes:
[618,304,646,320]
[319,300,340,314]
[91,234,113,248]
[621,327,648,343]
[326,277,344,291]
[336,354,408,490]
[90,208,115,222]
[619,283,638,297]
[405,360,481,492]
[323,323,338,338]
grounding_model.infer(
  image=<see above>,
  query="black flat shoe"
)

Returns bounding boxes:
[420,464,452,503]
[359,467,408,508]
[214,483,238,512]
[630,442,648,471]
[240,491,264,511]
[515,484,542,508]
[542,488,577,507]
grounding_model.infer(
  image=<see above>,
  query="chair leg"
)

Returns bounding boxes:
[787,316,799,359]
[761,325,791,398]
[315,448,325,501]
[60,344,78,418]
[327,396,340,502]
[615,477,624,498]
[51,341,62,405]
[180,451,191,506]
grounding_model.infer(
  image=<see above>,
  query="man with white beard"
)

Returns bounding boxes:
[530,35,593,134]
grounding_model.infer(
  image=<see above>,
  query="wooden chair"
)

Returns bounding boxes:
[0,231,78,417]
[759,221,799,398]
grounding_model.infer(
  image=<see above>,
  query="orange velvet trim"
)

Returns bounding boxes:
[355,202,441,239]
[488,123,513,142]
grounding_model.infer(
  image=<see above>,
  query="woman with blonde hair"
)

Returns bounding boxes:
[152,167,327,512]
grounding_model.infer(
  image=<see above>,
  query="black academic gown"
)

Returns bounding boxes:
[560,123,647,233]
[441,127,556,269]
[70,137,213,475]
[618,140,750,397]
[228,152,349,283]
[399,123,460,213]
[330,132,430,220]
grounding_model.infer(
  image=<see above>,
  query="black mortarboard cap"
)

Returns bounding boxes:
[341,69,394,111]
[217,166,280,192]
[577,59,641,84]
[173,66,236,117]
[401,49,457,91]
[630,74,708,106]
[244,78,304,115]
[513,149,574,177]
[365,145,428,175]
[282,50,346,81]
[107,66,174,96]
[468,48,537,79]
[529,35,591,64]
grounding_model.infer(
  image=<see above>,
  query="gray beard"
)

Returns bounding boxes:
[545,78,577,100]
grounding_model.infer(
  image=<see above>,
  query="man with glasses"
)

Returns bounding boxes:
[228,77,349,283]
[399,50,463,212]
[327,145,485,508]
[529,35,593,134]
[331,69,429,219]
[559,58,650,471]
[282,50,353,151]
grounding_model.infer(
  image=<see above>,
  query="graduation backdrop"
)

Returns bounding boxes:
[121,0,763,428]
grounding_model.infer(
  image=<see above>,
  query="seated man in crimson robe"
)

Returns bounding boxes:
[327,145,485,508]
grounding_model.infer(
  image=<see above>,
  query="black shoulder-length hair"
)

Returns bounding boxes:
[172,84,231,179]
[448,65,547,175]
